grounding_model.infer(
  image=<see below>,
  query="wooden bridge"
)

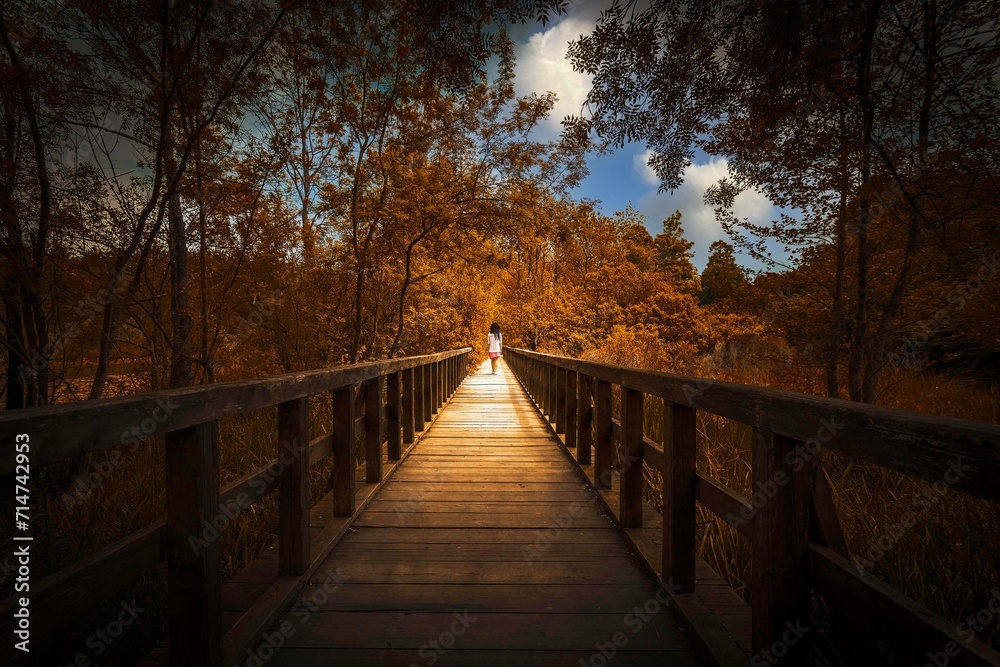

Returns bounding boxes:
[2,347,999,666]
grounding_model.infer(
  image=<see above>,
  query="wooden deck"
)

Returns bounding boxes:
[247,360,710,666]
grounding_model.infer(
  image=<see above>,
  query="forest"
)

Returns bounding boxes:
[1,0,998,664]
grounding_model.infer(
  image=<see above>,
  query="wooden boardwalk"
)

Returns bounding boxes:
[252,360,709,666]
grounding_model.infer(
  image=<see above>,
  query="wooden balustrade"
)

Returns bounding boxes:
[503,346,1000,666]
[0,348,471,667]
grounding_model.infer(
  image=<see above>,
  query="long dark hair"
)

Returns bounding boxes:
[489,322,501,337]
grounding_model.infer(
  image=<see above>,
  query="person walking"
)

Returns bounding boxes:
[487,322,503,374]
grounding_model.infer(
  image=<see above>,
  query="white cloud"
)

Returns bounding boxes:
[633,150,660,186]
[513,17,594,139]
[637,157,775,270]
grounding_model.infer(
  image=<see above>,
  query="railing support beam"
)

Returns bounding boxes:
[278,398,310,577]
[752,428,812,661]
[165,420,222,667]
[332,384,356,517]
[663,401,696,592]
[620,387,644,527]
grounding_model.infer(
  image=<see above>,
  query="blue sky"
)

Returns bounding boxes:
[508,4,780,272]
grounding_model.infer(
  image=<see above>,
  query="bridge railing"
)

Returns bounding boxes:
[504,346,1000,666]
[0,347,471,667]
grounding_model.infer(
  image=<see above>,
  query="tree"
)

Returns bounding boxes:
[653,210,696,285]
[699,241,745,305]
[569,0,1000,401]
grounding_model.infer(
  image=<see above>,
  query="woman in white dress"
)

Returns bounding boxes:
[487,322,503,374]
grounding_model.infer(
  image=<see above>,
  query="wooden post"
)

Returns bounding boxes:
[402,367,415,444]
[365,376,384,483]
[565,370,578,451]
[545,364,559,424]
[430,362,439,415]
[663,401,696,592]
[752,428,812,661]
[577,373,593,465]
[537,362,547,414]
[437,361,444,407]
[422,364,433,424]
[446,358,452,397]
[386,372,401,460]
[594,379,613,489]
[277,398,309,577]
[413,364,425,433]
[332,384,356,517]
[620,387,644,528]
[165,420,222,667]
[555,366,567,435]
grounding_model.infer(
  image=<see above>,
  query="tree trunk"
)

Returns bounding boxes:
[847,0,882,403]
[826,180,847,399]
[166,131,193,389]
[862,0,935,401]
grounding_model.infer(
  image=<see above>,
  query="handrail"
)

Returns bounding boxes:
[0,348,472,667]
[0,348,471,472]
[505,346,1000,502]
[503,346,1000,667]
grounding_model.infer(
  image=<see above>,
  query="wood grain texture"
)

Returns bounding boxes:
[0,348,471,472]
[248,359,708,666]
[504,348,1000,502]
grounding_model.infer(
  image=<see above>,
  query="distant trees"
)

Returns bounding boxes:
[0,0,594,405]
[569,0,1000,401]
[699,241,744,305]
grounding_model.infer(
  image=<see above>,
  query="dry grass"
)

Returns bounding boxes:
[1,393,346,665]
[624,348,1000,652]
[3,351,997,664]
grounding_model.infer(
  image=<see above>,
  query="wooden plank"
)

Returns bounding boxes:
[331,385,356,517]
[555,365,567,434]
[281,611,693,650]
[299,582,673,612]
[422,364,433,424]
[577,373,593,465]
[695,472,754,540]
[165,420,222,667]
[752,428,811,661]
[277,398,310,576]
[664,401,697,593]
[342,527,623,544]
[354,511,612,529]
[401,367,415,444]
[620,386,644,528]
[412,363,425,433]
[386,371,401,460]
[365,375,384,483]
[594,378,613,489]
[565,369,578,451]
